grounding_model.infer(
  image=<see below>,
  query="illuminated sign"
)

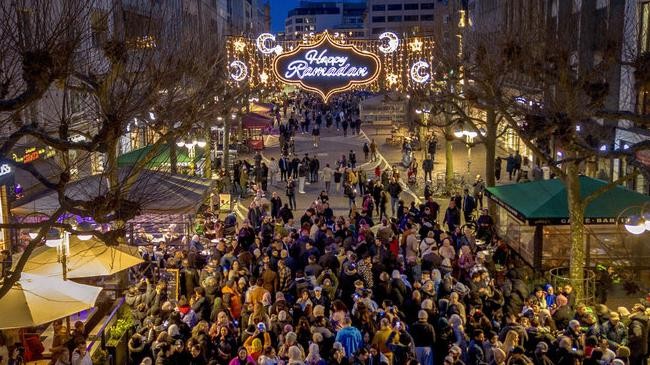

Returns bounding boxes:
[0,164,9,177]
[273,33,381,102]
[12,146,56,164]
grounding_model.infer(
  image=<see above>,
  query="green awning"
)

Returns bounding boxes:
[485,176,650,225]
[117,144,203,168]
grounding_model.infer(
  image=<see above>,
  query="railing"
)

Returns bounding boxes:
[548,267,596,305]
[87,297,125,364]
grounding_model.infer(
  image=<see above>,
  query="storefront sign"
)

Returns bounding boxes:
[273,33,380,101]
[12,146,56,164]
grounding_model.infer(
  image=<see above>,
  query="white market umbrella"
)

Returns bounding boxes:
[0,272,102,329]
[19,237,143,278]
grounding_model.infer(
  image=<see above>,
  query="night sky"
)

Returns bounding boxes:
[269,0,362,33]
[269,0,300,33]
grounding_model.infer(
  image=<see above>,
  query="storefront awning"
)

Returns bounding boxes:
[12,169,214,216]
[117,144,203,168]
[242,113,273,129]
[485,176,650,225]
[250,102,274,116]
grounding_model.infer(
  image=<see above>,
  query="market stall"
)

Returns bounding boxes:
[486,176,650,272]
[241,112,273,151]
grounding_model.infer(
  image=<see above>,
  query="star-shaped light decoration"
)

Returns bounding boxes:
[233,39,246,53]
[260,72,269,84]
[386,73,398,86]
[409,38,423,52]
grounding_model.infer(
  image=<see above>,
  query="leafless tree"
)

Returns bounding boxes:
[0,0,238,299]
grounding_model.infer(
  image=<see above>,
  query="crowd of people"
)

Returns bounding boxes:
[8,92,648,365]
[107,92,649,365]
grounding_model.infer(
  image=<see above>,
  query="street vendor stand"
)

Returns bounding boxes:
[241,113,273,151]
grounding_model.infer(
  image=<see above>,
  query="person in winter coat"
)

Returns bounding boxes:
[628,304,649,365]
[602,312,629,350]
[335,317,363,358]
[128,333,150,365]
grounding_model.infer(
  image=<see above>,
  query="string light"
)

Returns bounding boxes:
[378,32,399,54]
[230,60,248,81]
[410,61,430,83]
[227,32,436,99]
[409,38,423,52]
[387,73,398,86]
[260,72,269,84]
[233,39,246,53]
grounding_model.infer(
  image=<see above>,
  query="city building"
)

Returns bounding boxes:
[284,1,366,40]
[466,0,650,195]
[365,0,440,36]
[227,0,271,36]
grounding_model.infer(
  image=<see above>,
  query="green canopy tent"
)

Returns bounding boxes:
[117,144,204,168]
[485,176,650,225]
[485,176,650,270]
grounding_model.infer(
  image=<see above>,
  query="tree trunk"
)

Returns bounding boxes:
[223,118,231,177]
[203,120,212,178]
[485,109,497,215]
[444,125,454,187]
[566,162,587,304]
[169,135,178,174]
[105,134,127,245]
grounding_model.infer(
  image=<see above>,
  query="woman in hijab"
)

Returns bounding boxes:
[305,343,326,365]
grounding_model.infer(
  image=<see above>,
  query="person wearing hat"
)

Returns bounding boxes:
[410,310,436,365]
[628,303,649,365]
[602,312,629,351]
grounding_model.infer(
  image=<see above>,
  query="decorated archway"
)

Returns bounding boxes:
[227,31,436,101]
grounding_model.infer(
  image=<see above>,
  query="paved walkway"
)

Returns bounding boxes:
[231,123,492,220]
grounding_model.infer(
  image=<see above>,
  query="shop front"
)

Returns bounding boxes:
[486,176,650,275]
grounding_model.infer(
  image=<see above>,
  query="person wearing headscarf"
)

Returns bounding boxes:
[304,343,326,365]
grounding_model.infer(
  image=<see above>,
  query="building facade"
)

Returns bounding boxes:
[365,0,440,36]
[284,1,366,40]
[467,0,650,193]
[226,0,270,35]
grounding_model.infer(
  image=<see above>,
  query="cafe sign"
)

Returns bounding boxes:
[273,32,381,102]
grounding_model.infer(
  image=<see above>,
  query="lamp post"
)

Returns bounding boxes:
[454,127,478,180]
[176,136,207,175]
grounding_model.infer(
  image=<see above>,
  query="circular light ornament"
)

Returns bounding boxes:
[274,45,283,55]
[230,61,248,82]
[625,215,646,235]
[378,32,399,54]
[256,33,278,55]
[410,61,431,84]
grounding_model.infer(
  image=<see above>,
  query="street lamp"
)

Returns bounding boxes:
[75,221,94,241]
[619,204,650,235]
[45,228,62,248]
